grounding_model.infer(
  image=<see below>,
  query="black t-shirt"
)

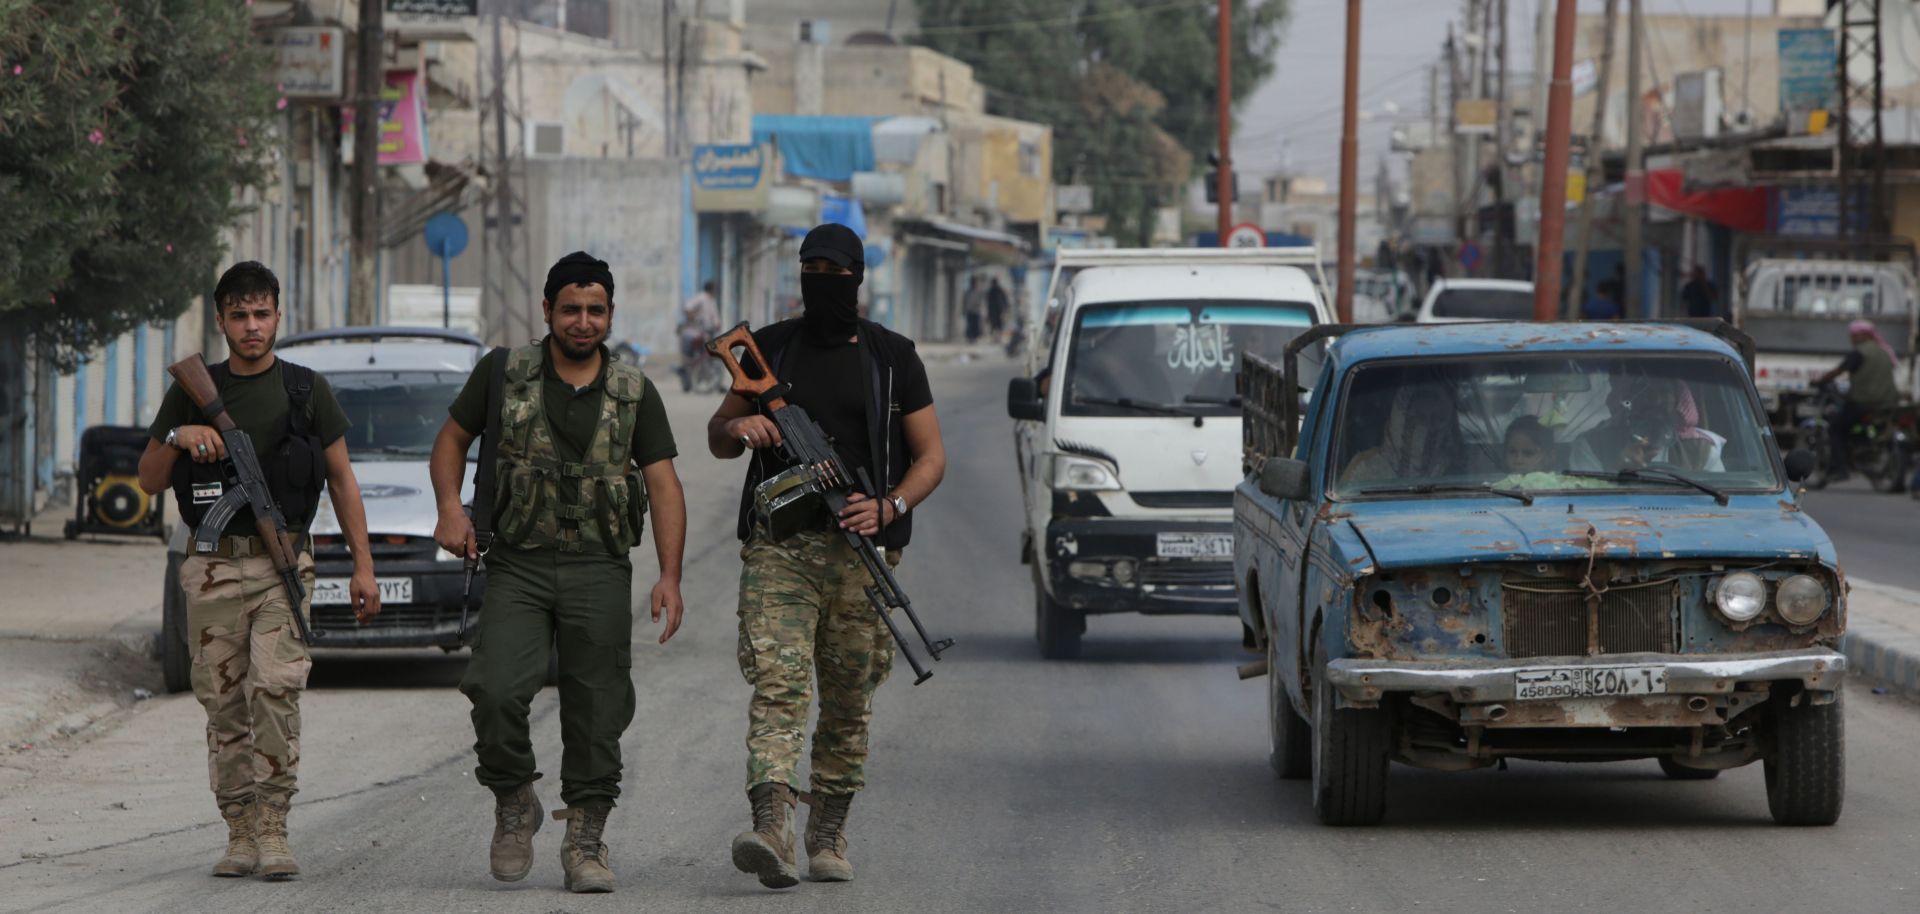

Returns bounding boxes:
[781,336,876,481]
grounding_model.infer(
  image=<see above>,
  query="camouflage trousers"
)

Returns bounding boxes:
[736,529,899,797]
[181,551,315,805]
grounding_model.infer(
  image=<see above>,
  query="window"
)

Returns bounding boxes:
[330,371,472,461]
[1063,300,1317,418]
[1430,287,1534,320]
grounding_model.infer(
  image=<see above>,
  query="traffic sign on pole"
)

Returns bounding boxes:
[1225,223,1266,248]
[423,212,469,329]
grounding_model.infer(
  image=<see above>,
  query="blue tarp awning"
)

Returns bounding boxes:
[752,115,879,182]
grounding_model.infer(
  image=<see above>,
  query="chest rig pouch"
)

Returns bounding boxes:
[491,346,650,555]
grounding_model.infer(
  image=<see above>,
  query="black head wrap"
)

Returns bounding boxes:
[798,224,864,345]
[544,251,615,303]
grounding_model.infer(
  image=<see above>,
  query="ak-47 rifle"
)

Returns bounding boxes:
[706,322,954,684]
[168,354,315,644]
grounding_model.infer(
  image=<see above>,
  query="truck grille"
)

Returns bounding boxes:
[1501,580,1677,657]
[311,605,449,630]
[1139,560,1235,589]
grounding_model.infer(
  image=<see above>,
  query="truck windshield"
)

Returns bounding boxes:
[1329,354,1782,499]
[1430,287,1533,319]
[1063,300,1316,417]
[331,371,470,461]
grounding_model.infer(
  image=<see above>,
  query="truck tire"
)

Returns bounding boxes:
[1764,690,1844,826]
[1034,579,1082,660]
[1268,634,1311,780]
[1657,757,1720,780]
[1311,659,1390,826]
[161,554,193,694]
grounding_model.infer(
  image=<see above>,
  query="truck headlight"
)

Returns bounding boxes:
[1714,571,1767,622]
[1050,454,1121,491]
[1775,574,1828,626]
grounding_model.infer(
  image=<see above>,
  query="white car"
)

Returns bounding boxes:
[1007,248,1334,658]
[1415,278,1537,323]
[160,328,487,692]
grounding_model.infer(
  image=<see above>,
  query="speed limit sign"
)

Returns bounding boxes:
[1224,223,1265,248]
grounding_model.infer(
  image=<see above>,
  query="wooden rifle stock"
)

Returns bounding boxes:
[167,355,237,434]
[704,322,788,409]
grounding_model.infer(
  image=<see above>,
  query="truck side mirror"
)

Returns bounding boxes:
[1784,448,1816,482]
[1007,377,1045,422]
[1257,457,1311,501]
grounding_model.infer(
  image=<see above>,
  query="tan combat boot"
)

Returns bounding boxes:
[489,782,543,882]
[553,806,615,893]
[803,792,855,883]
[210,799,258,878]
[730,782,799,889]
[255,794,300,881]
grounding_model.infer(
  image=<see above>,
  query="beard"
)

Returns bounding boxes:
[552,330,603,362]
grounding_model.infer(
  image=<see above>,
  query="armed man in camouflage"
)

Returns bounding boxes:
[707,223,947,888]
[430,251,688,894]
[136,261,381,881]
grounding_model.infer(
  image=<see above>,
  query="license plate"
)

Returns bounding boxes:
[1514,666,1666,701]
[312,577,413,606]
[1156,533,1233,559]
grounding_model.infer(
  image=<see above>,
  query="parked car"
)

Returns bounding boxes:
[1234,321,1844,826]
[160,328,486,692]
[1007,247,1334,658]
[1415,278,1537,323]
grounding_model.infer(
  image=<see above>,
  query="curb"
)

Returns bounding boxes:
[1840,579,1920,698]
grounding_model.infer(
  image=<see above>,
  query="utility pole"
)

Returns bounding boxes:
[1337,0,1361,323]
[1494,0,1510,277]
[1622,0,1645,317]
[349,0,384,326]
[1567,0,1619,319]
[1216,0,1234,242]
[1531,0,1578,322]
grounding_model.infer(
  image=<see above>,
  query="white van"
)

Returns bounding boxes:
[1006,248,1332,658]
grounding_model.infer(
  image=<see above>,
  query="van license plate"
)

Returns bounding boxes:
[312,577,413,606]
[1514,666,1666,701]
[1156,533,1233,559]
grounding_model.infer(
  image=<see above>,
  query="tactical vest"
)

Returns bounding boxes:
[170,360,327,534]
[491,345,649,555]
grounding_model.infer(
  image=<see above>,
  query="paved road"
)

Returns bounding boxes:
[1803,482,1920,592]
[4,358,1920,914]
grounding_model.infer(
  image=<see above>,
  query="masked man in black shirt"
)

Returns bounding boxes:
[706,223,946,889]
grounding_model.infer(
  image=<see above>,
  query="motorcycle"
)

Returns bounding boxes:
[1796,381,1913,493]
[678,329,731,395]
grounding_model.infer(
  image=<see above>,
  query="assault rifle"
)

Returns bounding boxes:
[167,354,315,644]
[706,323,954,684]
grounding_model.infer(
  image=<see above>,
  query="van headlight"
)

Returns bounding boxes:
[436,546,463,564]
[1713,571,1767,622]
[1775,574,1829,626]
[1050,454,1121,491]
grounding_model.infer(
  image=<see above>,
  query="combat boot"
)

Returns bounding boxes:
[730,782,799,889]
[803,792,855,883]
[553,806,615,893]
[211,799,258,878]
[489,782,543,882]
[255,794,300,881]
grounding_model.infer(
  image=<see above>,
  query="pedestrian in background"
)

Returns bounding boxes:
[1681,266,1719,319]
[136,261,381,882]
[987,277,1011,343]
[962,274,985,343]
[431,251,688,894]
[706,223,947,889]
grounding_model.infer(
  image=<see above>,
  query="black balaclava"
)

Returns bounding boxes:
[797,223,864,346]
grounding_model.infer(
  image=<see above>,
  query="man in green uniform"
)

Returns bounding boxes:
[707,223,948,889]
[136,261,380,881]
[430,251,687,894]
[1814,319,1904,481]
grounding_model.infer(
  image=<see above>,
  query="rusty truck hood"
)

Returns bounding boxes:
[1340,494,1834,571]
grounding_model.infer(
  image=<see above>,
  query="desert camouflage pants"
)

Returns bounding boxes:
[181,550,315,805]
[737,529,898,797]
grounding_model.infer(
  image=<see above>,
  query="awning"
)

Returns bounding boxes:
[751,115,879,182]
[917,218,1030,250]
[1646,168,1768,233]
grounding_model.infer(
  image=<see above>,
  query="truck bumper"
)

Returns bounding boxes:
[308,557,476,649]
[1320,645,1843,710]
[1042,518,1236,616]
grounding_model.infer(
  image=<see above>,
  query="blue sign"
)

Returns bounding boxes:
[423,211,469,259]
[1778,28,1836,114]
[692,144,766,191]
[1770,187,1862,237]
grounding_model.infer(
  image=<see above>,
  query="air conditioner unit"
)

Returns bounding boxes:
[797,19,831,45]
[526,121,565,158]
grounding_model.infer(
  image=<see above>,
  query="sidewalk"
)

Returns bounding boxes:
[1842,579,1920,697]
[0,503,168,646]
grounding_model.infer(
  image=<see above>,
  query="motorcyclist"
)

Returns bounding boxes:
[677,281,721,392]
[1812,319,1903,481]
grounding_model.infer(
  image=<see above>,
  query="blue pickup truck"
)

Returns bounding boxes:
[1234,321,1846,826]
